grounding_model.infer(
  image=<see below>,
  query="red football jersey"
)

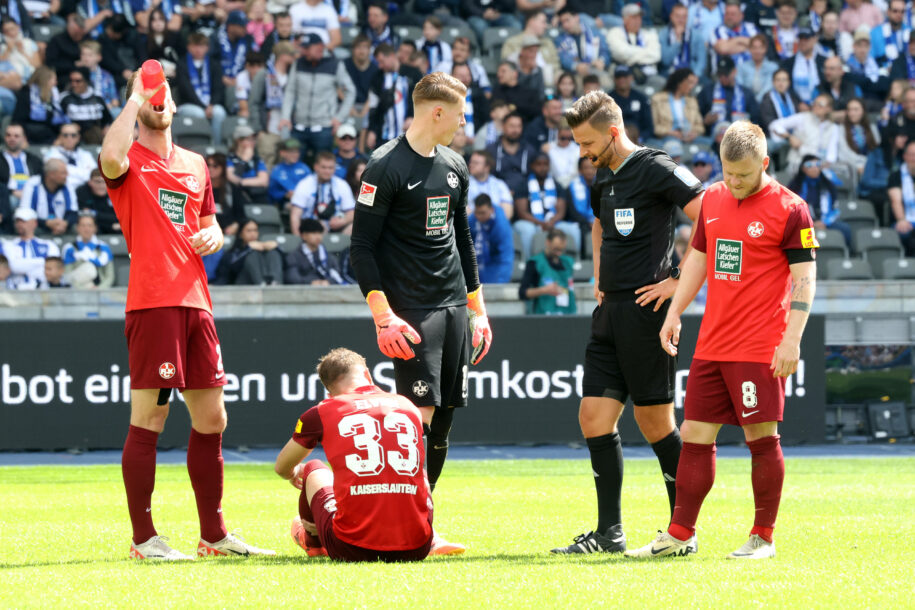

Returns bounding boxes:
[102,142,216,313]
[691,180,817,363]
[293,385,433,551]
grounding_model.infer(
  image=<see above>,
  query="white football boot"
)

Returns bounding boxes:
[624,530,697,558]
[197,532,276,557]
[727,534,775,559]
[129,535,194,561]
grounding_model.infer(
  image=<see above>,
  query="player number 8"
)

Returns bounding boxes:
[741,381,758,408]
[338,412,420,477]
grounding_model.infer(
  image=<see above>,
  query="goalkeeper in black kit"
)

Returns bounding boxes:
[349,72,493,556]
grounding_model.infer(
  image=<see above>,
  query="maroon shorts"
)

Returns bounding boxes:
[683,359,785,426]
[125,306,227,390]
[310,487,432,563]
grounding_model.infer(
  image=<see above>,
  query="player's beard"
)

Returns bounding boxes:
[137,105,174,131]
[729,167,765,199]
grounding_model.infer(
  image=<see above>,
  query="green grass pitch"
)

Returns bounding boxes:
[2,457,914,608]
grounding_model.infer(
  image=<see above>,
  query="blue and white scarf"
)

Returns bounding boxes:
[847,54,881,82]
[714,22,755,64]
[878,21,910,62]
[568,175,592,222]
[265,59,284,109]
[464,90,475,139]
[907,54,915,82]
[799,177,837,224]
[713,82,745,118]
[881,100,902,128]
[527,174,557,221]
[28,84,66,124]
[808,9,821,33]
[484,121,499,147]
[576,25,600,64]
[669,94,689,132]
[669,24,691,69]
[367,25,395,52]
[217,26,248,78]
[901,162,915,222]
[850,125,868,154]
[303,243,344,283]
[84,0,125,37]
[792,54,819,104]
[422,39,442,72]
[30,182,74,220]
[382,71,408,140]
[186,55,211,106]
[4,151,29,190]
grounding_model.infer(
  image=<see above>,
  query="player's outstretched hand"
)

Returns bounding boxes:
[467,287,492,365]
[367,290,422,360]
[635,278,677,312]
[659,312,681,356]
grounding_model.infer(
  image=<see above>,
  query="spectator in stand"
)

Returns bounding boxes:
[515,36,547,94]
[882,85,915,167]
[0,41,24,116]
[838,96,881,176]
[289,151,355,235]
[889,36,915,84]
[0,254,9,287]
[524,96,564,153]
[769,0,800,60]
[97,15,139,89]
[397,40,416,66]
[889,139,915,256]
[464,0,522,45]
[487,111,536,199]
[770,93,842,176]
[801,0,827,34]
[514,152,580,261]
[816,10,841,57]
[141,8,182,72]
[281,34,355,164]
[211,10,255,104]
[650,68,707,147]
[245,0,273,50]
[366,43,423,148]
[565,156,596,229]
[75,169,118,233]
[416,16,451,73]
[659,3,706,79]
[847,26,890,111]
[709,1,759,69]
[879,79,906,130]
[175,33,228,147]
[502,11,561,85]
[60,67,111,144]
[760,68,803,136]
[818,55,862,114]
[213,218,284,285]
[738,34,778,101]
[691,150,722,188]
[609,65,654,143]
[78,40,119,117]
[450,62,488,140]
[61,211,114,288]
[207,152,239,233]
[518,227,576,315]
[491,60,541,123]
[869,0,907,69]
[227,125,269,205]
[581,73,601,94]
[408,49,430,76]
[249,41,296,166]
[607,3,661,84]
[468,150,513,218]
[41,255,68,287]
[269,137,312,208]
[688,0,725,46]
[555,71,579,111]
[0,122,42,207]
[839,0,883,35]
[474,98,512,151]
[13,65,68,144]
[344,157,366,199]
[44,123,94,189]
[344,35,379,142]
[21,158,77,235]
[469,193,514,284]
[438,36,492,96]
[135,0,182,33]
[788,152,852,247]
[1,206,60,288]
[362,2,399,53]
[555,7,610,86]
[0,18,40,83]
[548,123,580,190]
[234,51,266,119]
[333,123,366,179]
[77,0,134,40]
[699,56,761,135]
[260,12,294,58]
[290,0,341,49]
[781,28,825,107]
[4,0,35,36]
[284,217,347,285]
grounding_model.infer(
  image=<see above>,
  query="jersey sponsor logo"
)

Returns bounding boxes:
[357,182,377,206]
[614,208,634,236]
[800,227,819,248]
[714,238,743,280]
[425,195,450,232]
[674,165,701,187]
[183,175,201,192]
[157,188,188,227]
[747,221,764,238]
[158,362,176,379]
[412,380,429,397]
[446,171,459,189]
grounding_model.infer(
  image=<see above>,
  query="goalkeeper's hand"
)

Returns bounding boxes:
[367,290,422,360]
[467,287,492,365]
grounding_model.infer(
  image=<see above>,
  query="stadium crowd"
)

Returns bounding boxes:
[0,0,912,293]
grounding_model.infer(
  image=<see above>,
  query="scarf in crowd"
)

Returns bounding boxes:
[850,124,868,154]
[669,24,691,69]
[29,84,65,123]
[799,176,835,223]
[84,0,124,36]
[422,39,442,72]
[669,94,689,132]
[576,25,600,64]
[770,89,796,119]
[716,21,754,63]
[792,53,820,104]
[847,53,881,82]
[713,82,745,117]
[484,122,499,147]
[265,59,284,109]
[808,10,821,32]
[382,71,408,140]
[901,162,915,222]
[526,174,557,221]
[314,179,338,220]
[187,55,211,106]
[906,53,915,83]
[881,100,902,127]
[303,243,344,283]
[217,26,248,78]
[464,90,475,139]
[367,25,394,52]
[878,21,910,62]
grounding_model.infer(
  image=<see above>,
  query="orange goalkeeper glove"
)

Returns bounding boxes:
[467,287,492,365]
[367,290,421,360]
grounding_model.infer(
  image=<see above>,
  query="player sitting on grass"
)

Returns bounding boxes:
[274,348,438,562]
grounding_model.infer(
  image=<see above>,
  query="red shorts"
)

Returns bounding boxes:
[125,306,227,390]
[311,487,432,563]
[683,359,785,426]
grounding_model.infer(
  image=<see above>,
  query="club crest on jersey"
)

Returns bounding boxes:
[183,175,200,192]
[747,221,764,238]
[358,182,377,206]
[158,362,176,379]
[614,208,634,236]
[157,188,187,228]
[446,171,459,189]
[412,380,429,397]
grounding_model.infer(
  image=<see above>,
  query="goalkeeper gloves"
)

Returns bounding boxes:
[367,290,421,360]
[467,287,492,365]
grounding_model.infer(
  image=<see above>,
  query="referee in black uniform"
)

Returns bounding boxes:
[551,90,704,555]
[350,73,493,555]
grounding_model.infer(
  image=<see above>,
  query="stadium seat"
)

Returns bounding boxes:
[814,228,848,279]
[441,24,476,47]
[482,27,520,57]
[866,402,911,440]
[825,257,874,280]
[881,257,915,280]
[244,204,283,233]
[26,144,50,159]
[393,25,422,44]
[856,227,904,277]
[114,260,130,287]
[835,404,869,439]
[222,234,235,251]
[480,55,500,79]
[512,231,522,257]
[325,232,351,254]
[221,116,251,147]
[172,115,213,149]
[838,200,878,244]
[340,26,361,47]
[33,23,63,43]
[572,259,593,282]
[263,233,302,254]
[99,234,129,257]
[511,260,526,282]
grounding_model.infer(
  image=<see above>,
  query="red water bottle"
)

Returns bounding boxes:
[140,60,167,105]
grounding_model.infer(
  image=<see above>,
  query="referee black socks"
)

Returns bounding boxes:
[586,432,624,534]
[651,428,683,518]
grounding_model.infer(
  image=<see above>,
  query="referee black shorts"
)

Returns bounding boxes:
[394,305,469,409]
[582,292,675,406]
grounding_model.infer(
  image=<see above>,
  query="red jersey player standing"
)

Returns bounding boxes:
[626,121,818,560]
[274,348,434,562]
[99,66,274,560]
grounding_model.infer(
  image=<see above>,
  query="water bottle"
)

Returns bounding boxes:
[141,60,167,106]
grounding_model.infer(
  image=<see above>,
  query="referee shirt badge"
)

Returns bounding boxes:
[447,171,459,188]
[614,208,635,236]
[412,380,430,397]
[358,182,377,206]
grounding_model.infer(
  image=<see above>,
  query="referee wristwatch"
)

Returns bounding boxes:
[670,266,681,280]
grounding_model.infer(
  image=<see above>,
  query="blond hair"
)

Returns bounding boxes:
[317,348,367,392]
[564,90,622,130]
[79,40,102,55]
[412,72,467,106]
[720,121,767,163]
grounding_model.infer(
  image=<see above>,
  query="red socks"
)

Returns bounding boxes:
[297,460,329,548]
[122,425,159,545]
[187,429,228,543]
[668,442,716,541]
[747,435,784,543]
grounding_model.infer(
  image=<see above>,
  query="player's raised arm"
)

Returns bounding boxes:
[99,69,164,180]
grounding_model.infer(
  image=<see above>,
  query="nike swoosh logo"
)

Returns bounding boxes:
[706,217,719,224]
[407,181,422,190]
[141,165,159,172]
[651,546,672,555]
[226,549,249,556]
[742,410,760,417]
[215,371,225,380]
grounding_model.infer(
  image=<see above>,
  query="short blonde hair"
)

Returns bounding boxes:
[720,121,767,163]
[412,72,467,106]
[317,348,367,392]
[564,90,622,130]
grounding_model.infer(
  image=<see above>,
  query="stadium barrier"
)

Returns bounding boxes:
[0,316,825,451]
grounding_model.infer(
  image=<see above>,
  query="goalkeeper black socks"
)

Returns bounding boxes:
[586,432,623,533]
[425,407,454,491]
[651,428,683,518]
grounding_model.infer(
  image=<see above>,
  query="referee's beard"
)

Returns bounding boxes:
[590,136,616,168]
